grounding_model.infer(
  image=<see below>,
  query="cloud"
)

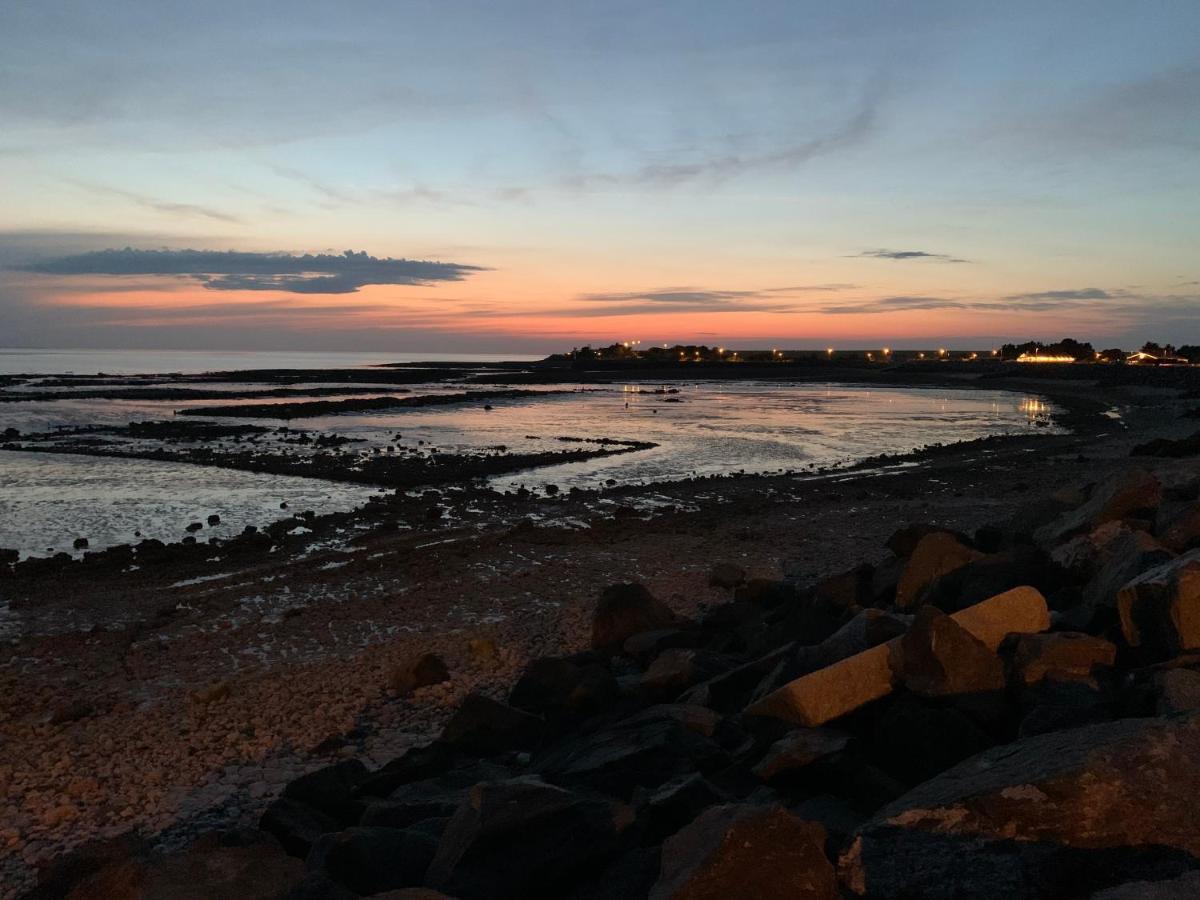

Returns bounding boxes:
[65,180,242,224]
[14,247,486,295]
[1003,288,1114,302]
[822,295,968,314]
[566,285,857,317]
[854,249,969,263]
[564,80,884,190]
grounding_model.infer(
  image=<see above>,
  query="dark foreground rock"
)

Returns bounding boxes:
[841,714,1200,899]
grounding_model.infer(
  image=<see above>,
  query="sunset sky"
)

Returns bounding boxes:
[1,1,1197,352]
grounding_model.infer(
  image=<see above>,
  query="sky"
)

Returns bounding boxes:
[1,1,1198,353]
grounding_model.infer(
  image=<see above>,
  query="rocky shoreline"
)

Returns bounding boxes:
[2,368,1199,898]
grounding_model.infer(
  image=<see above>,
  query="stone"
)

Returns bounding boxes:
[388,653,450,696]
[890,606,1006,698]
[439,693,544,755]
[1036,468,1163,546]
[1090,871,1200,899]
[840,714,1200,899]
[535,705,726,797]
[752,728,852,782]
[1157,502,1200,553]
[649,804,837,900]
[895,533,984,609]
[1117,551,1200,661]
[425,777,630,899]
[813,564,875,611]
[872,694,994,784]
[708,563,746,589]
[639,773,730,844]
[306,826,439,895]
[465,638,498,665]
[1017,677,1114,738]
[1153,666,1200,714]
[1009,632,1117,686]
[508,656,618,718]
[641,649,735,698]
[591,583,677,650]
[747,588,1049,726]
[65,843,304,900]
[260,797,340,858]
[886,524,968,559]
[282,760,369,825]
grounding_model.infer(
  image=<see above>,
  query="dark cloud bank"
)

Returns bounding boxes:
[16,248,485,294]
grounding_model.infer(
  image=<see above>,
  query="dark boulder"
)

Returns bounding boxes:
[592,583,677,651]
[708,563,747,589]
[508,656,618,719]
[1035,468,1163,547]
[895,533,984,609]
[649,804,837,900]
[425,777,631,900]
[388,653,450,696]
[282,760,370,825]
[889,606,1005,698]
[306,826,439,895]
[260,797,340,858]
[1117,551,1200,662]
[841,714,1200,899]
[439,694,544,756]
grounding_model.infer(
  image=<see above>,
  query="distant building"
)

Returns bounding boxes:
[1015,352,1075,363]
[1126,350,1189,366]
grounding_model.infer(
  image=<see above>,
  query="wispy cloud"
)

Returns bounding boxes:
[15,248,486,295]
[854,249,969,263]
[65,180,242,224]
[823,295,967,314]
[1003,287,1115,302]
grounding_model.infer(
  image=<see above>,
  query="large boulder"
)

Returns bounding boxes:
[439,694,544,756]
[641,649,737,698]
[282,760,370,824]
[840,713,1200,899]
[895,533,984,609]
[259,797,339,858]
[592,583,677,651]
[306,826,439,895]
[1036,468,1163,547]
[1117,551,1200,662]
[388,653,450,696]
[1157,502,1200,553]
[425,777,631,899]
[889,606,1005,698]
[649,804,837,900]
[508,656,618,719]
[747,588,1049,727]
[1008,632,1117,686]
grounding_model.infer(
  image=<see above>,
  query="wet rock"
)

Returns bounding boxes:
[425,777,631,900]
[708,562,747,589]
[73,537,89,550]
[439,693,544,755]
[592,583,677,651]
[895,532,984,609]
[889,606,1006,698]
[260,797,340,858]
[186,521,204,533]
[649,804,837,900]
[306,826,439,895]
[1117,551,1200,662]
[841,714,1200,899]
[1008,632,1117,686]
[388,653,451,696]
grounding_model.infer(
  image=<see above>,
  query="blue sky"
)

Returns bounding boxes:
[1,1,1197,351]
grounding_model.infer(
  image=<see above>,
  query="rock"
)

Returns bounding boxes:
[562,847,661,900]
[65,842,304,900]
[1016,677,1114,738]
[895,533,984,609]
[1090,871,1200,899]
[886,525,968,559]
[813,564,875,611]
[191,681,232,705]
[623,629,699,664]
[649,804,837,900]
[1117,551,1200,661]
[260,797,340,858]
[591,583,677,651]
[388,653,451,696]
[641,649,736,698]
[890,606,1005,698]
[306,826,439,895]
[186,521,204,533]
[536,705,727,797]
[50,699,95,725]
[708,563,746,589]
[73,537,89,550]
[734,578,798,607]
[752,728,852,782]
[1036,468,1163,546]
[439,693,543,755]
[923,547,1066,615]
[1153,666,1200,714]
[873,694,995,784]
[747,588,1049,726]
[282,760,370,824]
[1009,632,1117,686]
[1157,502,1200,553]
[508,656,618,719]
[840,714,1200,899]
[207,514,221,526]
[466,638,498,665]
[425,777,631,899]
[639,773,730,844]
